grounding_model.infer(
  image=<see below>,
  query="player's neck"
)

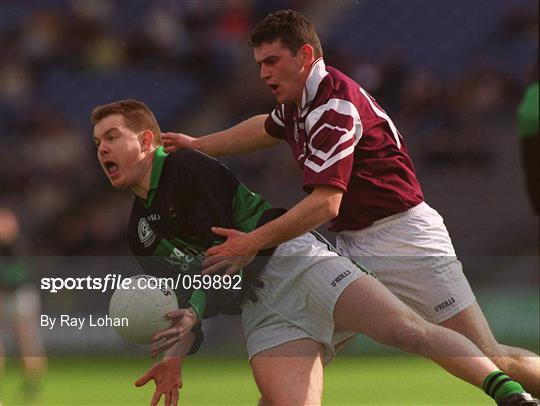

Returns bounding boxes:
[131,151,155,200]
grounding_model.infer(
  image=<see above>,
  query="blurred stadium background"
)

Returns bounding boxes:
[0,0,538,405]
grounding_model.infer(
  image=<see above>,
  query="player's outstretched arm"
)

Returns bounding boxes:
[135,333,195,406]
[162,114,280,157]
[203,185,344,275]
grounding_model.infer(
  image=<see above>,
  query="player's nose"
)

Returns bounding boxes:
[98,142,110,156]
[260,65,270,81]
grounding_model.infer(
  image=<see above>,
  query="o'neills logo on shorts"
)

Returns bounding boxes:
[331,270,352,287]
[434,297,456,312]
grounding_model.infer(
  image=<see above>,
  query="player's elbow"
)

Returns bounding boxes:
[311,186,343,221]
[321,195,341,220]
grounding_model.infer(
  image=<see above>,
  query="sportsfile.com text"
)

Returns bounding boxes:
[40,274,242,293]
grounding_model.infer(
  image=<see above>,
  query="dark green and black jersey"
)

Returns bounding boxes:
[517,58,539,215]
[127,147,284,351]
[0,237,30,290]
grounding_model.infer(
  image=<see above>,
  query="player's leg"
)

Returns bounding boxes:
[12,285,47,399]
[333,275,533,403]
[441,303,540,396]
[250,338,325,406]
[0,289,5,398]
[336,202,539,398]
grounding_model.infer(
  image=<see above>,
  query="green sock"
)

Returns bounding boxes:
[482,370,525,402]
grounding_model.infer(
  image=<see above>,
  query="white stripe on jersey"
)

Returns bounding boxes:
[304,98,362,173]
[271,108,285,127]
[305,98,361,137]
[305,144,356,173]
[309,123,354,161]
[358,86,401,148]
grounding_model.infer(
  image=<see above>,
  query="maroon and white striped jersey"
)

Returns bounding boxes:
[264,58,424,231]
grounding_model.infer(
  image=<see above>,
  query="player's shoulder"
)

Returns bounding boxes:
[165,148,218,170]
[164,148,233,183]
[325,66,361,98]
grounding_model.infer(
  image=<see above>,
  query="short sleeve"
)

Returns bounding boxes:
[264,105,287,140]
[303,99,362,192]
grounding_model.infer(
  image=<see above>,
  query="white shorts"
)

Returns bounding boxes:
[1,285,41,320]
[336,202,476,324]
[242,232,368,364]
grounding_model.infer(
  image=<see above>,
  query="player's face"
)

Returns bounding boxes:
[254,40,311,105]
[93,115,148,189]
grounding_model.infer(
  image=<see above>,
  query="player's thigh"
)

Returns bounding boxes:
[333,275,426,346]
[250,338,325,406]
[12,286,44,353]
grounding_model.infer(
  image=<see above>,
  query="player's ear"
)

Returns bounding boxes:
[300,44,315,66]
[140,130,153,152]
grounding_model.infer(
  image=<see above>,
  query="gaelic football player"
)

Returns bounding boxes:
[163,10,540,397]
[91,99,536,405]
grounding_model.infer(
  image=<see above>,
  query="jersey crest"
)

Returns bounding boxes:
[138,218,156,247]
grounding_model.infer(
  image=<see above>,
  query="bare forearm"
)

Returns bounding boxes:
[164,332,195,361]
[251,187,342,250]
[193,115,279,157]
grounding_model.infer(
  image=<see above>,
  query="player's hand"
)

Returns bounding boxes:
[135,357,182,406]
[151,308,198,358]
[202,228,258,276]
[162,132,195,153]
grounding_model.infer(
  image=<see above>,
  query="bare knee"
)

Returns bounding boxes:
[487,343,516,369]
[391,317,430,353]
[251,339,324,406]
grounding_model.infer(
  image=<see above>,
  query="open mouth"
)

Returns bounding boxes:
[103,160,119,176]
[268,84,279,92]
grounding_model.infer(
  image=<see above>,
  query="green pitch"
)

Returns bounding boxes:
[1,356,490,405]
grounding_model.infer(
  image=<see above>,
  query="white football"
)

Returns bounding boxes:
[109,275,178,344]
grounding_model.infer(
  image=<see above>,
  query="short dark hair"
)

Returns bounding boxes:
[249,10,323,58]
[90,99,162,146]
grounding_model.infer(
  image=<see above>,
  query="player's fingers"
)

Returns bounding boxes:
[151,391,162,406]
[201,254,226,267]
[178,325,191,338]
[153,323,185,341]
[164,308,188,320]
[210,226,234,238]
[172,390,179,406]
[201,260,229,275]
[134,371,153,387]
[165,391,171,406]
[162,132,178,138]
[152,328,175,342]
[225,264,240,276]
[155,326,186,343]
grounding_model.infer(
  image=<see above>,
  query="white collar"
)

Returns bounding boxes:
[300,58,328,110]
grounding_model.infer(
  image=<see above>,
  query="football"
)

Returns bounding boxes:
[109,275,178,344]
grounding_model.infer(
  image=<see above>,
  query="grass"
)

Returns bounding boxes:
[0,356,491,405]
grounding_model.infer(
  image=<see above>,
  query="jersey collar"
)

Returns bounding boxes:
[139,146,168,208]
[300,58,328,111]
[149,146,168,190]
